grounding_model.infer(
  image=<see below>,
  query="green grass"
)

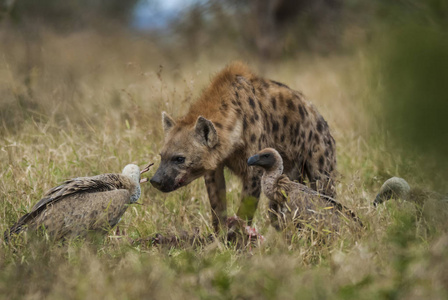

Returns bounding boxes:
[1,30,447,299]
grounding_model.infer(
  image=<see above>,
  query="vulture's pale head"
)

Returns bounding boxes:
[374,177,411,206]
[122,164,141,184]
[247,148,283,173]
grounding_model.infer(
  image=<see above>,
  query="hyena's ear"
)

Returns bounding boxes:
[162,111,176,135]
[195,116,218,148]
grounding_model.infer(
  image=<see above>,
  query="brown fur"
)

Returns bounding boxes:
[151,62,336,231]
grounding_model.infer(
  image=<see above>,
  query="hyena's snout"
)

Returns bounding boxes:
[149,175,162,190]
[150,167,176,193]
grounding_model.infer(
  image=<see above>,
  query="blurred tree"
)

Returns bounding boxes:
[169,0,345,60]
[7,0,139,30]
[252,0,342,59]
[370,0,448,188]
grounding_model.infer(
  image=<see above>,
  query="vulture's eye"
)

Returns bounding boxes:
[262,154,270,158]
[173,156,186,164]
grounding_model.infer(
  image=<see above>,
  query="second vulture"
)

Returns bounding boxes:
[248,148,361,236]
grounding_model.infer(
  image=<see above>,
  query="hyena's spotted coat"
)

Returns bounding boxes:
[150,62,336,231]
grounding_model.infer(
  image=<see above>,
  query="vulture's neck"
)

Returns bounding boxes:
[261,163,284,201]
[129,183,141,203]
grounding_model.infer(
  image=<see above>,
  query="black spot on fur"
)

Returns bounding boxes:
[280,134,285,143]
[235,91,239,99]
[287,99,295,111]
[283,115,288,126]
[250,116,255,124]
[294,124,300,137]
[319,156,325,168]
[243,116,248,131]
[227,124,234,131]
[251,134,256,143]
[314,134,320,144]
[316,119,323,133]
[249,97,256,109]
[298,104,305,119]
[271,97,277,110]
[272,121,279,133]
[271,80,289,88]
[236,108,242,115]
[254,113,259,121]
[308,131,313,142]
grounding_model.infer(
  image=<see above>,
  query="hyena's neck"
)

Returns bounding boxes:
[180,71,248,159]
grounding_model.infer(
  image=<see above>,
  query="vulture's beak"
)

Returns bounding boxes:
[247,154,260,166]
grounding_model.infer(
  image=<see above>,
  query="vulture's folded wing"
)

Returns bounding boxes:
[4,174,131,241]
[32,174,130,211]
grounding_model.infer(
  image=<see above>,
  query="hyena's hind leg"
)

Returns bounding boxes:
[305,159,337,198]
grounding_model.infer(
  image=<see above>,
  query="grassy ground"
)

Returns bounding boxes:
[1,29,447,299]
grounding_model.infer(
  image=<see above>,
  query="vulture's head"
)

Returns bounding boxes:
[374,177,411,206]
[122,164,141,184]
[247,148,283,172]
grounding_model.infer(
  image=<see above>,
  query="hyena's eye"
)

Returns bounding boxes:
[172,156,186,164]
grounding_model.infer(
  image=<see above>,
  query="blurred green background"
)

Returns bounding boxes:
[1,0,447,187]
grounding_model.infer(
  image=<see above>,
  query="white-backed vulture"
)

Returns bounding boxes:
[248,148,360,234]
[4,163,152,241]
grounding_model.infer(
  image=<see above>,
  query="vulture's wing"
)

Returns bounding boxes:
[281,177,363,227]
[32,174,130,211]
[4,173,131,240]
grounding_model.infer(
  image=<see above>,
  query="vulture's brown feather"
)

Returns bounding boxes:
[5,164,151,242]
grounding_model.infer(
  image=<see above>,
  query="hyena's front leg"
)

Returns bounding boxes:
[204,164,227,232]
[237,169,263,225]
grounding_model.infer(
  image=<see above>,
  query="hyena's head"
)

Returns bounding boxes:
[150,112,220,193]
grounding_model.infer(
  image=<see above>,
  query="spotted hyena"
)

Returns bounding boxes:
[150,62,336,231]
